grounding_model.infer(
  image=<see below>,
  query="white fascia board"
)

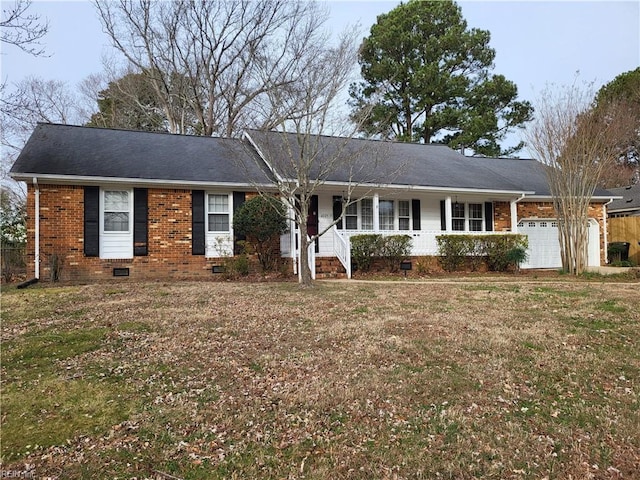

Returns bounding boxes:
[242,131,284,184]
[522,194,622,202]
[317,180,534,196]
[9,172,276,191]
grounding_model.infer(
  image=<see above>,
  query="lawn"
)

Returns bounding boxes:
[1,278,639,479]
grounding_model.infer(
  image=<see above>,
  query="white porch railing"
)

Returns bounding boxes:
[332,227,352,278]
[293,232,316,280]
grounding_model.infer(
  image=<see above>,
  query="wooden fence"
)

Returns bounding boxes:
[608,217,640,265]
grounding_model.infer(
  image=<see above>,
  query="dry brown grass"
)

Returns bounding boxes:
[1,278,639,479]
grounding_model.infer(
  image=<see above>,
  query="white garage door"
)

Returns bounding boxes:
[517,219,600,269]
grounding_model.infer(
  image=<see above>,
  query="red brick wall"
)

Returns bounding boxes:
[25,185,280,281]
[493,201,511,232]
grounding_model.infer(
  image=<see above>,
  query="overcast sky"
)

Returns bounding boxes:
[1,0,639,155]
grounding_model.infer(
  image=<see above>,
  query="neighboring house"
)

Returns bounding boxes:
[606,184,640,265]
[607,184,640,217]
[10,123,615,281]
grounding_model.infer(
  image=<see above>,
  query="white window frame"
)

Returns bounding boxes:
[99,188,134,259]
[451,201,484,232]
[207,193,231,233]
[398,200,411,231]
[102,189,132,233]
[379,199,395,231]
[468,203,483,232]
[344,201,358,230]
[452,202,466,231]
[361,198,374,230]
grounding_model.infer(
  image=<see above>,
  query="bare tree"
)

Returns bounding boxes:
[94,0,330,137]
[0,0,48,56]
[526,83,635,274]
[0,77,89,190]
[242,31,395,286]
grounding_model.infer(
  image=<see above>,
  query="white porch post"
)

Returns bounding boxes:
[510,200,518,232]
[373,193,380,232]
[445,196,452,232]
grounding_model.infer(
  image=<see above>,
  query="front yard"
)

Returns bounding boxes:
[1,278,639,479]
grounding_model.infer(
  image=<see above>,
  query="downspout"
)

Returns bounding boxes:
[33,177,40,279]
[602,198,614,264]
[511,194,526,232]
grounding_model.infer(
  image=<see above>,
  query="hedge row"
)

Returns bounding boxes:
[351,234,413,272]
[436,234,528,272]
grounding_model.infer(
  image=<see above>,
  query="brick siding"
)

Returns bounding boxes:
[25,186,609,281]
[25,185,288,282]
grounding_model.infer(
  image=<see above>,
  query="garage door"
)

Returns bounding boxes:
[517,219,600,269]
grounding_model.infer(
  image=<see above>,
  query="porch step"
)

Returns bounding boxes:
[315,257,347,279]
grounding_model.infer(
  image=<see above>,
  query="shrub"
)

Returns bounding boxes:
[436,235,473,272]
[484,235,528,272]
[233,195,288,272]
[350,234,382,272]
[379,235,413,272]
[436,234,528,272]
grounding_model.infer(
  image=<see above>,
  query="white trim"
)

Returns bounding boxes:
[521,195,617,202]
[242,131,285,184]
[10,172,273,190]
[100,188,134,259]
[11,172,536,196]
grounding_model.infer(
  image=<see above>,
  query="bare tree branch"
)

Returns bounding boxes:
[93,0,330,137]
[0,0,48,56]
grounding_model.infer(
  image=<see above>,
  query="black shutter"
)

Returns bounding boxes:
[84,186,99,257]
[192,190,205,255]
[233,191,246,255]
[440,200,446,231]
[333,196,343,230]
[310,195,319,253]
[412,199,421,230]
[484,202,494,232]
[133,188,148,256]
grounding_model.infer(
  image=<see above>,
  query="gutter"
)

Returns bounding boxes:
[33,177,40,280]
[511,193,526,232]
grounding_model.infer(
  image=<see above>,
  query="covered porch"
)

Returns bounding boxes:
[282,189,528,279]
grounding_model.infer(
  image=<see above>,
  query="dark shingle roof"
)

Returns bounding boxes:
[10,123,273,185]
[247,129,549,193]
[11,123,615,198]
[608,184,640,212]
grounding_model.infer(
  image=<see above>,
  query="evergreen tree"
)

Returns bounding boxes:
[350,0,532,156]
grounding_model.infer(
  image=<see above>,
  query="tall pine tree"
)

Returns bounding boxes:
[350,0,532,156]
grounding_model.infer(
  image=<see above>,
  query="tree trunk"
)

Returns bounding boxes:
[298,221,313,287]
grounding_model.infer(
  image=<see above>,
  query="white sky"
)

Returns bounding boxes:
[1,0,639,154]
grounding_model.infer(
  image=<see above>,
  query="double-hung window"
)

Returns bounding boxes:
[345,202,358,230]
[452,202,465,231]
[469,203,483,231]
[361,198,374,230]
[398,200,410,230]
[207,194,230,232]
[451,202,483,232]
[379,200,394,230]
[104,190,130,232]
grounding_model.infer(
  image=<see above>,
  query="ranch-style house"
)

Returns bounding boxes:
[10,123,616,281]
